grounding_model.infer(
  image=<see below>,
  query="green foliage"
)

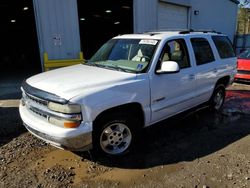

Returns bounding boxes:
[237,8,250,34]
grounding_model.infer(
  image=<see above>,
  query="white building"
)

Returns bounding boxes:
[32,0,239,70]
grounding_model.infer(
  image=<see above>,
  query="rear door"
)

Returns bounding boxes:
[188,36,218,103]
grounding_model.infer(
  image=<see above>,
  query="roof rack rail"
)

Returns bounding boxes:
[144,29,187,36]
[145,29,187,33]
[179,29,222,34]
[142,29,222,35]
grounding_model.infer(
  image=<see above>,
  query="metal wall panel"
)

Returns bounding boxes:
[158,2,189,30]
[190,0,238,41]
[134,0,191,33]
[33,0,81,69]
[133,0,158,33]
[159,0,191,7]
[134,0,237,42]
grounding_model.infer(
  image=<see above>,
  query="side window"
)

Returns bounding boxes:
[160,39,190,69]
[191,38,215,65]
[212,36,235,59]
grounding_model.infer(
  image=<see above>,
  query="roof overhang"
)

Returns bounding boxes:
[230,0,240,5]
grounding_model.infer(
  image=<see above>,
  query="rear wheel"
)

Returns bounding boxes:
[93,113,138,156]
[209,84,226,111]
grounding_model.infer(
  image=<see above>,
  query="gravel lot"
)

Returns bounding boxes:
[0,82,250,188]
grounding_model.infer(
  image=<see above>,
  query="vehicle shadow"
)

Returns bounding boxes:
[0,106,26,146]
[0,69,36,146]
[77,104,250,169]
[0,81,25,146]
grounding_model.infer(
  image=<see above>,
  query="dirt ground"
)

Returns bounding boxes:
[0,82,250,188]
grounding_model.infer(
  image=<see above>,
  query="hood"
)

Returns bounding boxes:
[26,64,136,100]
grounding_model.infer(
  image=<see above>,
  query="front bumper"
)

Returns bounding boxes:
[19,104,93,151]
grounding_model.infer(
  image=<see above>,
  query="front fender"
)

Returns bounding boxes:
[70,75,151,126]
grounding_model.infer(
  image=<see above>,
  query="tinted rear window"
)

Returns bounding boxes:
[212,36,235,59]
[191,38,215,65]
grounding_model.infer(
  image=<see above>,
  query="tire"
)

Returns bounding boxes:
[209,84,226,111]
[93,113,139,156]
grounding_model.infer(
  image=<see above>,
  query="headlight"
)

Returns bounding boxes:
[48,102,81,114]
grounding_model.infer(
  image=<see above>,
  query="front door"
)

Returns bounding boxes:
[150,38,197,123]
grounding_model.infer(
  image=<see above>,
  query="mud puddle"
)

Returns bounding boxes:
[225,90,250,114]
[35,149,149,187]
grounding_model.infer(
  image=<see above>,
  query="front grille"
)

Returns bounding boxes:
[22,91,49,120]
[29,106,48,119]
[24,92,48,106]
[237,70,250,75]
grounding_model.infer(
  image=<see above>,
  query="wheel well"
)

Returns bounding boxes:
[93,103,145,128]
[216,76,230,87]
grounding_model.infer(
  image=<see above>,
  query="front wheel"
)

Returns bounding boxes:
[93,113,138,156]
[209,84,226,111]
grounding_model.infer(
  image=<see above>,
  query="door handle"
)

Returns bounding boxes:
[188,74,195,80]
[213,68,218,73]
[154,97,165,102]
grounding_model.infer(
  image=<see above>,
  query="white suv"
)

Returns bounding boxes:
[19,30,237,156]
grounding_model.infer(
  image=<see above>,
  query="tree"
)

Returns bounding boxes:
[237,8,250,34]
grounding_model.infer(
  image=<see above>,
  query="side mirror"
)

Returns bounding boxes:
[156,61,180,74]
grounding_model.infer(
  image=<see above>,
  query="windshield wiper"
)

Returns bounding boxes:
[85,62,107,68]
[106,64,137,73]
[84,61,138,73]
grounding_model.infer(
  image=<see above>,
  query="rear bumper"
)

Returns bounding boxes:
[19,104,93,151]
[234,73,250,82]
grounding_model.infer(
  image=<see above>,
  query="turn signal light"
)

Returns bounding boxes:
[64,121,80,128]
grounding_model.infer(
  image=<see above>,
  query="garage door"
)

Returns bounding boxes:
[158,2,188,30]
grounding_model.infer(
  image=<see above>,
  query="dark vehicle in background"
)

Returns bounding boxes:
[235,49,250,82]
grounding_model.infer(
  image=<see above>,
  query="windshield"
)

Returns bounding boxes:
[86,38,159,73]
[238,49,250,59]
